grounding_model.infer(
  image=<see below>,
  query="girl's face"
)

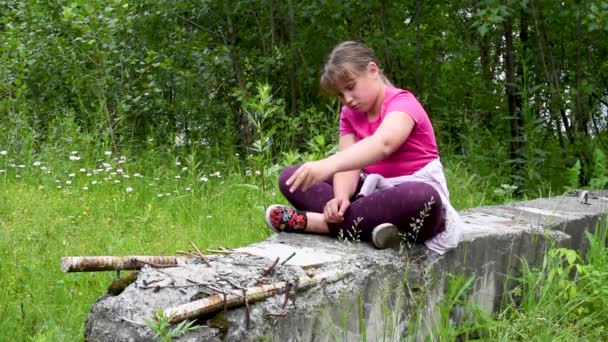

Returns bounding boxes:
[335,62,383,114]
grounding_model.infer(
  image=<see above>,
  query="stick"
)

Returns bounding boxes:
[164,271,347,324]
[261,257,280,278]
[205,249,234,254]
[60,256,190,273]
[190,242,211,266]
[280,252,296,265]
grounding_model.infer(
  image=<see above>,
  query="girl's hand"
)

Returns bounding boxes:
[323,197,350,223]
[286,160,336,193]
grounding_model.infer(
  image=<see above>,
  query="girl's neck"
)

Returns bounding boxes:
[367,82,386,120]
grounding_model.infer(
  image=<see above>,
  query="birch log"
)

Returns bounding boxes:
[164,270,346,324]
[61,256,191,273]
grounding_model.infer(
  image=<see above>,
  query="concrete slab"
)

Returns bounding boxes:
[83,195,608,341]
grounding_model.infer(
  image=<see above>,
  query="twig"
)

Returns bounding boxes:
[280,252,296,265]
[242,288,251,329]
[221,277,245,290]
[176,250,204,259]
[205,249,234,254]
[265,312,288,318]
[262,257,280,277]
[282,283,292,309]
[140,284,203,290]
[189,242,211,266]
[120,316,146,326]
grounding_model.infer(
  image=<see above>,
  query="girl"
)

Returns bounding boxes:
[265,41,463,254]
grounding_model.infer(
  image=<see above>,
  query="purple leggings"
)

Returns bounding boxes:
[278,165,446,242]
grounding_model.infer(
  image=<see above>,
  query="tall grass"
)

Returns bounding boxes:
[0,150,274,341]
[468,225,608,341]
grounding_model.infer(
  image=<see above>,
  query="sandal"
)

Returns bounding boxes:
[265,205,307,233]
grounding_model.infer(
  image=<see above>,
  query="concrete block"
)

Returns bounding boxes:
[84,195,608,341]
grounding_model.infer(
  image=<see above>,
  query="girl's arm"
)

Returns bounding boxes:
[332,134,360,200]
[328,111,415,173]
[287,111,415,192]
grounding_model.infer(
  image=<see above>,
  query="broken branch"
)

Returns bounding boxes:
[60,256,190,273]
[164,271,347,325]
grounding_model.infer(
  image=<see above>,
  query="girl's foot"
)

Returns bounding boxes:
[371,223,400,249]
[265,205,307,233]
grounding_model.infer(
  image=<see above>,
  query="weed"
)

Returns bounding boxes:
[145,308,199,342]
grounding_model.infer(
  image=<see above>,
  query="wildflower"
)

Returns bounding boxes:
[125,187,133,193]
[134,173,142,178]
[9,163,15,168]
[68,173,75,177]
[33,161,41,166]
[83,186,89,191]
[113,180,121,184]
[102,163,112,169]
[0,150,6,155]
[255,170,261,176]
[66,180,72,185]
[69,155,81,161]
[185,187,192,191]
[0,170,5,173]
[157,194,164,197]
[92,181,98,185]
[110,172,117,176]
[175,161,182,166]
[211,171,221,177]
[18,164,25,168]
[55,180,60,183]
[57,185,62,189]
[41,166,47,171]
[71,151,78,155]
[122,174,130,178]
[175,175,181,180]
[235,153,240,156]
[206,215,213,219]
[104,151,112,156]
[119,156,127,161]
[15,174,21,178]
[86,173,92,177]
[181,167,188,171]
[200,176,209,182]
[117,168,124,174]
[79,168,86,173]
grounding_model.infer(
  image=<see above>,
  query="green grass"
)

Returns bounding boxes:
[1,150,605,341]
[0,153,275,341]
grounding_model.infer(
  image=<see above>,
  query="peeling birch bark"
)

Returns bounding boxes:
[61,256,192,273]
[164,271,346,324]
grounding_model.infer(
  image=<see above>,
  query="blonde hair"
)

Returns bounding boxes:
[320,41,392,95]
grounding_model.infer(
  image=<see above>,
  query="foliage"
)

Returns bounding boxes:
[145,309,199,342]
[1,0,607,191]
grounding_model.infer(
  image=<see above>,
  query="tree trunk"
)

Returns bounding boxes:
[414,0,423,93]
[286,0,297,116]
[574,12,592,185]
[504,13,525,183]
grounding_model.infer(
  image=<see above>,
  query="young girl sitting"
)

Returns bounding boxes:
[265,41,463,255]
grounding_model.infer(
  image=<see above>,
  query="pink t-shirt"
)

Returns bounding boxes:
[339,87,439,177]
